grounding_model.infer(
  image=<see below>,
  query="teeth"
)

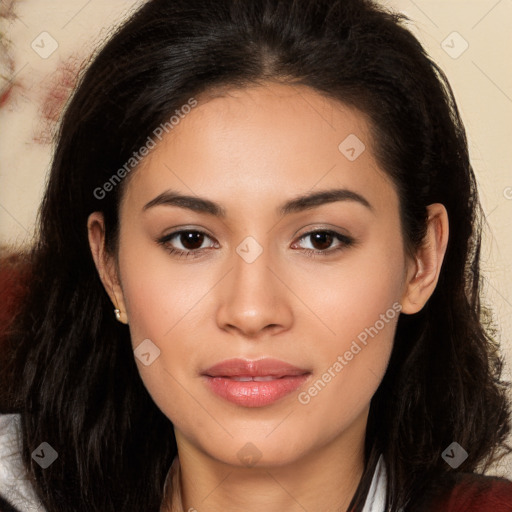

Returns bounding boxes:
[230,376,278,382]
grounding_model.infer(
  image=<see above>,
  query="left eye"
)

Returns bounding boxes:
[293,230,354,255]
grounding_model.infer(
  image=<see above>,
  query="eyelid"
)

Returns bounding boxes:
[158,228,218,249]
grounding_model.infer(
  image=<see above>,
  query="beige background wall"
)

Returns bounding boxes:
[1,0,511,476]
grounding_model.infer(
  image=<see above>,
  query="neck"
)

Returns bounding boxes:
[162,414,367,512]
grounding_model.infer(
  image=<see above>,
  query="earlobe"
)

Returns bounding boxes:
[401,203,449,314]
[87,212,129,324]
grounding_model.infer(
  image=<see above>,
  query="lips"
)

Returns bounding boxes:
[202,358,311,407]
[203,358,310,378]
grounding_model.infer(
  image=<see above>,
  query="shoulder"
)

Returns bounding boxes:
[0,414,46,512]
[414,471,512,512]
[443,472,512,511]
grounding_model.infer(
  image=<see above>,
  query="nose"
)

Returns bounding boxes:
[215,242,294,339]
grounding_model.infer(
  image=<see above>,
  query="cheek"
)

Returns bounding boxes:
[117,240,208,425]
[117,232,202,343]
[300,232,405,348]
[294,235,404,408]
[295,284,400,439]
[116,235,219,404]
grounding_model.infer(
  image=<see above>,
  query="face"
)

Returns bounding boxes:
[92,82,419,468]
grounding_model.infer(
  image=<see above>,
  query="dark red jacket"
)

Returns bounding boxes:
[414,472,512,510]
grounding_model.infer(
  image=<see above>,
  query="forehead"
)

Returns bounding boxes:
[121,82,396,215]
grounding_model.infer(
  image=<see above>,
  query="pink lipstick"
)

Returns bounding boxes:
[202,358,311,407]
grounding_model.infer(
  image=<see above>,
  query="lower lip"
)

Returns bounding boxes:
[203,374,310,407]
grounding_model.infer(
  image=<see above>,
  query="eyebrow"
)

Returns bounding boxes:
[143,187,374,217]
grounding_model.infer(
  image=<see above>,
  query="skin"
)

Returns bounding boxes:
[88,82,449,512]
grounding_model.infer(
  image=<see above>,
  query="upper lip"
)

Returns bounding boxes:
[202,358,310,378]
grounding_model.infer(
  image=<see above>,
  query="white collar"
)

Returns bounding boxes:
[361,454,388,512]
[0,414,45,511]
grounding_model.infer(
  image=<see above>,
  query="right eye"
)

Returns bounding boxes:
[157,230,218,258]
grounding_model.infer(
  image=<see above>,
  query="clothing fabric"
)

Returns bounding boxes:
[0,415,45,511]
[361,454,388,512]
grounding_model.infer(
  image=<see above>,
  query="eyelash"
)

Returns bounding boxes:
[157,229,355,259]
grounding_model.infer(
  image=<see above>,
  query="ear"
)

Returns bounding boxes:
[400,203,449,314]
[87,212,129,324]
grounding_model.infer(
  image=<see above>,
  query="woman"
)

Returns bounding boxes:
[1,0,511,510]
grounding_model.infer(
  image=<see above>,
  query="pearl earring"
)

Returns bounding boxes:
[114,308,121,321]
